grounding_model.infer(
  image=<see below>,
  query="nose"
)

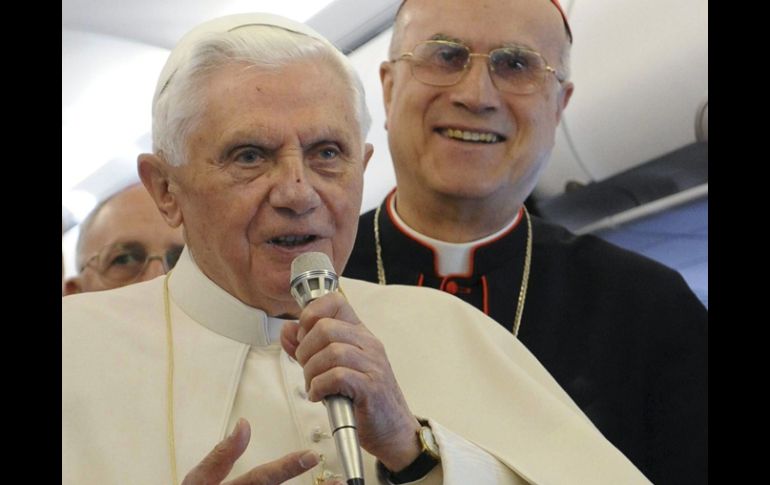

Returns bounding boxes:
[268,156,321,216]
[448,54,501,113]
[140,256,168,281]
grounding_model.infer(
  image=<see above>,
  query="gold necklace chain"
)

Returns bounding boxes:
[374,204,532,336]
[163,272,179,485]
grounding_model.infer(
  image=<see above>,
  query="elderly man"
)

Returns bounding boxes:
[63,183,185,294]
[62,13,651,485]
[344,1,707,483]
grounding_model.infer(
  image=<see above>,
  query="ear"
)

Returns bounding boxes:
[64,277,82,296]
[363,143,374,171]
[555,81,574,124]
[380,61,394,131]
[138,153,183,228]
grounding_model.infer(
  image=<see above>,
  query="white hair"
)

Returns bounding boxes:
[152,25,371,166]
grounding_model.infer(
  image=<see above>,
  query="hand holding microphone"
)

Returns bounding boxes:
[283,252,423,484]
[289,252,364,485]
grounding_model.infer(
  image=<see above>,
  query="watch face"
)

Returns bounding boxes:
[420,426,441,459]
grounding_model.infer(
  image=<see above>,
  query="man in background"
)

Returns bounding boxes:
[63,183,184,294]
[345,0,707,483]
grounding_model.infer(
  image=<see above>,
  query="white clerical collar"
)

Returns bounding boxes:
[167,247,286,347]
[389,195,522,276]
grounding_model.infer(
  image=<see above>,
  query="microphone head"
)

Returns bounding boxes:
[290,252,339,308]
[290,252,335,281]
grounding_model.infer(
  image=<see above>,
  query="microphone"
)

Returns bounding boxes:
[290,252,365,485]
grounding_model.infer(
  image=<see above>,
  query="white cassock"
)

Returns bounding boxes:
[62,248,650,484]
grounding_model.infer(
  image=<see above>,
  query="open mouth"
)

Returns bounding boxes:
[268,235,318,247]
[437,128,506,144]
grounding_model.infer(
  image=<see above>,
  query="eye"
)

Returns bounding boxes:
[309,142,348,174]
[318,146,340,160]
[108,249,144,267]
[415,42,467,70]
[233,146,266,165]
[430,44,467,69]
[493,49,537,76]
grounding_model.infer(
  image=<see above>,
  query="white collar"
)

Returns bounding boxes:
[389,196,522,276]
[167,247,287,347]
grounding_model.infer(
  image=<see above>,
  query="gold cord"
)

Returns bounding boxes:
[374,203,387,285]
[512,208,532,337]
[374,205,532,336]
[164,272,179,485]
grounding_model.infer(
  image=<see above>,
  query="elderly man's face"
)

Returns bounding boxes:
[163,60,371,315]
[381,0,573,211]
[66,185,185,294]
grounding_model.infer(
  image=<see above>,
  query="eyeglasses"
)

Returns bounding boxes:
[80,242,184,284]
[392,40,564,95]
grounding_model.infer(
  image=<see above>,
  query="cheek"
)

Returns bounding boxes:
[330,177,363,227]
[513,105,554,147]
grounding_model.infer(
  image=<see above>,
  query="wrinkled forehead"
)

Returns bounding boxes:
[153,12,334,109]
[201,60,359,128]
[398,0,570,53]
[176,62,364,166]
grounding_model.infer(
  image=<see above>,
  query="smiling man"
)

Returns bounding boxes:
[345,1,707,483]
[63,12,651,485]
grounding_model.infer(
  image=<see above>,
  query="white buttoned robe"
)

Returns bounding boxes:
[63,248,650,484]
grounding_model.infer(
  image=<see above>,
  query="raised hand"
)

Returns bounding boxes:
[181,418,336,485]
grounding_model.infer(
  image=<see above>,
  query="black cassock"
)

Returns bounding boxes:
[345,193,707,485]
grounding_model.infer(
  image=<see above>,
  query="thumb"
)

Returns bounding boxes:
[228,450,321,485]
[183,418,251,485]
[280,321,300,359]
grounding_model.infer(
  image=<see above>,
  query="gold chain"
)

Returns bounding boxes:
[512,208,532,337]
[374,203,387,285]
[164,272,179,485]
[374,204,532,336]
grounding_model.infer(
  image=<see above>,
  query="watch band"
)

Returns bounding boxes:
[380,419,441,484]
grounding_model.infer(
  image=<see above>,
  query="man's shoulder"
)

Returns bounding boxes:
[341,276,493,325]
[342,275,475,303]
[62,277,166,335]
[530,217,705,321]
[63,278,167,393]
[533,217,684,281]
[63,277,163,312]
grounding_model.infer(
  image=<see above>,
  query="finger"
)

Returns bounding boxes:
[299,293,361,334]
[183,418,251,485]
[307,366,370,403]
[225,450,320,485]
[302,341,366,393]
[279,321,300,359]
[294,317,364,366]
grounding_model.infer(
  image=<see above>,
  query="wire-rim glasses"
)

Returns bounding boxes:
[392,40,564,94]
[80,242,184,284]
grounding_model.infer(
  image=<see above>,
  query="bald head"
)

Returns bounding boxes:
[66,184,185,294]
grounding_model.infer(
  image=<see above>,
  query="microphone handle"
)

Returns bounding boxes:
[290,254,365,484]
[325,394,364,485]
[296,292,364,481]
